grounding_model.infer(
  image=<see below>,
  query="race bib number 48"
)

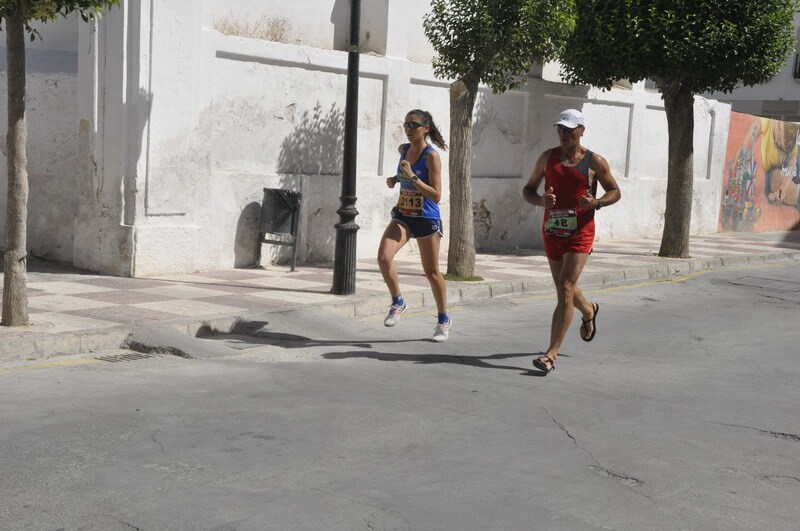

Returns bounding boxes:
[544,208,578,237]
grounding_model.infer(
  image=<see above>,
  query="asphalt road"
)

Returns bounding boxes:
[1,262,799,530]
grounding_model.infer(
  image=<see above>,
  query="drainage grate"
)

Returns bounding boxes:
[94,352,162,363]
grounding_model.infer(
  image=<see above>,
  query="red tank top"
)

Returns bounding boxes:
[543,147,597,232]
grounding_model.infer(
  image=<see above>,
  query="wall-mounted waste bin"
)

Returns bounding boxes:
[257,188,302,271]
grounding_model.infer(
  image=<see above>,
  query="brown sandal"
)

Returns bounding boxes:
[532,355,556,374]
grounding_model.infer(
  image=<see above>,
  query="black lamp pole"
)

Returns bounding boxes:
[331,0,361,295]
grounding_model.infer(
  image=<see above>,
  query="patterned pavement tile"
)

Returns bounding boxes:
[395,276,434,288]
[186,269,271,281]
[282,272,338,282]
[351,280,392,293]
[28,311,119,333]
[28,295,117,312]
[352,272,387,282]
[352,286,389,296]
[64,306,184,325]
[186,283,268,295]
[131,284,241,300]
[75,277,174,289]
[26,281,117,296]
[591,257,668,267]
[132,299,246,317]
[239,276,332,290]
[194,294,299,311]
[70,290,176,305]
[247,290,350,305]
[153,275,236,286]
[26,288,49,297]
[475,271,543,280]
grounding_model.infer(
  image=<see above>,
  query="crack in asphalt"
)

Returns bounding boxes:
[544,408,648,498]
[308,487,409,528]
[763,475,800,485]
[115,519,140,531]
[757,292,800,304]
[151,432,165,453]
[720,423,800,442]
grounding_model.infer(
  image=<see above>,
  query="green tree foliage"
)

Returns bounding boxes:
[560,0,798,257]
[1,0,119,326]
[424,0,575,276]
[1,0,116,32]
[425,0,576,94]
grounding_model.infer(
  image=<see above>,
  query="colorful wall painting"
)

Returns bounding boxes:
[719,112,800,232]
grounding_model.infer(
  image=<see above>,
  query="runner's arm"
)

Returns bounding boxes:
[523,151,551,208]
[413,150,442,203]
[588,154,621,209]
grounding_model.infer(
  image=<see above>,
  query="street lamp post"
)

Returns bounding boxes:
[331,0,361,295]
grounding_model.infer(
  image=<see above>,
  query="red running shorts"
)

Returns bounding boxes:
[543,229,594,261]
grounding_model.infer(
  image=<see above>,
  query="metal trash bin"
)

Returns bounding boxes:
[256,188,302,271]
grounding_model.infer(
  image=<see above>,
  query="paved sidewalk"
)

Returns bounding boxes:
[1,231,798,359]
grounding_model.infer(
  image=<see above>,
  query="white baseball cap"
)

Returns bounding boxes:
[554,109,585,128]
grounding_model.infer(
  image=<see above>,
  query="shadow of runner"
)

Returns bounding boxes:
[198,331,424,350]
[323,350,545,376]
[197,321,425,350]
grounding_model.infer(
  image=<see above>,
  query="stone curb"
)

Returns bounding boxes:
[0,326,132,362]
[1,250,798,362]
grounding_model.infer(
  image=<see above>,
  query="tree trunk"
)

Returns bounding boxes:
[659,81,694,259]
[446,73,479,277]
[2,9,30,327]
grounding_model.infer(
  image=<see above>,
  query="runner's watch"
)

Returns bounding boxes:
[411,175,419,183]
[595,199,603,210]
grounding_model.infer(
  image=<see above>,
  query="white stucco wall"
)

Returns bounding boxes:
[7,1,731,276]
[200,0,431,58]
[130,25,440,275]
[0,15,80,262]
[118,13,729,276]
[203,0,348,51]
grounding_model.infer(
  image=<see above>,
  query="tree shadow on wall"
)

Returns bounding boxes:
[276,103,345,176]
[270,103,345,265]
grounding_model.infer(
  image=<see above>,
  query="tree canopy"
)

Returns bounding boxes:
[0,0,118,34]
[559,0,799,259]
[424,0,576,94]
[560,0,798,94]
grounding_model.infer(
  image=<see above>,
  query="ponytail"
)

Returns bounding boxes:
[408,109,447,151]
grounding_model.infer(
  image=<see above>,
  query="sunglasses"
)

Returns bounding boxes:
[403,121,426,130]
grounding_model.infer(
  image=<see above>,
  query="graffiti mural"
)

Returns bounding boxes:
[719,112,800,232]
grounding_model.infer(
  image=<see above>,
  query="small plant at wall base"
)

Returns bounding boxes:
[213,14,292,43]
[0,0,119,327]
[560,0,799,258]
[424,0,576,278]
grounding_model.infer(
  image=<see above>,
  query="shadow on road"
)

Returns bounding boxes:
[323,350,546,376]
[199,331,424,350]
[199,319,554,376]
